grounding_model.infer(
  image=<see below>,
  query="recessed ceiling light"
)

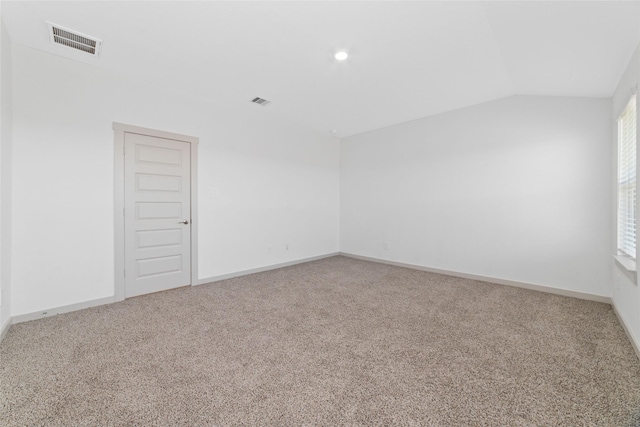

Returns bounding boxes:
[335,51,348,61]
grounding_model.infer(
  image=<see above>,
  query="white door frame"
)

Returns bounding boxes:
[113,122,199,301]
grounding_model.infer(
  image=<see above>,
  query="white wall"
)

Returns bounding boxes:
[612,42,640,352]
[11,44,340,316]
[341,95,612,297]
[0,16,13,331]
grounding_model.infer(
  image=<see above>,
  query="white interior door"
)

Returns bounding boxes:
[124,132,191,298]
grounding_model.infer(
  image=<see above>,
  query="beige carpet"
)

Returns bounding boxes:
[2,256,640,426]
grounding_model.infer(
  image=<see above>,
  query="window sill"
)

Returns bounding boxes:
[614,255,637,283]
[614,255,636,272]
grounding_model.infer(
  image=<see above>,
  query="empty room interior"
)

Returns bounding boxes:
[2,1,640,425]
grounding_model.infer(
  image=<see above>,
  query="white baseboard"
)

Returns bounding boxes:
[340,252,612,304]
[611,299,640,362]
[5,253,340,332]
[198,252,341,285]
[11,296,116,326]
[4,252,625,355]
[0,316,11,342]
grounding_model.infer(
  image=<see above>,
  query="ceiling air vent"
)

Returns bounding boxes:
[251,97,270,106]
[46,22,102,57]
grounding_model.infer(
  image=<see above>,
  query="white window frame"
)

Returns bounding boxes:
[616,93,637,266]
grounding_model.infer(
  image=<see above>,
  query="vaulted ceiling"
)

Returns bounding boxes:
[3,1,640,137]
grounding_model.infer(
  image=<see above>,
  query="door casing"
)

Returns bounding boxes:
[113,122,199,301]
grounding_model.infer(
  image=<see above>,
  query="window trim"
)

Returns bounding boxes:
[616,93,637,262]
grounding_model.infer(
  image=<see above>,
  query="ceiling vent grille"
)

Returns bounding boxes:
[251,97,270,106]
[46,22,102,56]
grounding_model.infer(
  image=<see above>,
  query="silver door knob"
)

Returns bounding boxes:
[180,220,190,224]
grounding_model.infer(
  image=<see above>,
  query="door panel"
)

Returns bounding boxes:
[124,132,191,298]
[137,255,183,278]
[136,202,182,219]
[136,174,183,192]
[136,229,182,249]
[136,144,183,165]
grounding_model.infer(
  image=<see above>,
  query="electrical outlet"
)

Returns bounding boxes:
[285,244,289,251]
[267,245,272,253]
[383,241,389,250]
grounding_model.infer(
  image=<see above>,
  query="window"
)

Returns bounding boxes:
[617,94,637,259]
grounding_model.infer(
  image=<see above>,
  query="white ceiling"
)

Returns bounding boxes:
[3,1,640,138]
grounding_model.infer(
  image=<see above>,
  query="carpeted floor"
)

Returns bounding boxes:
[1,256,640,426]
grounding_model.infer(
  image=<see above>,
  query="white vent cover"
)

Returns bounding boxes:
[251,97,270,106]
[46,22,102,56]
